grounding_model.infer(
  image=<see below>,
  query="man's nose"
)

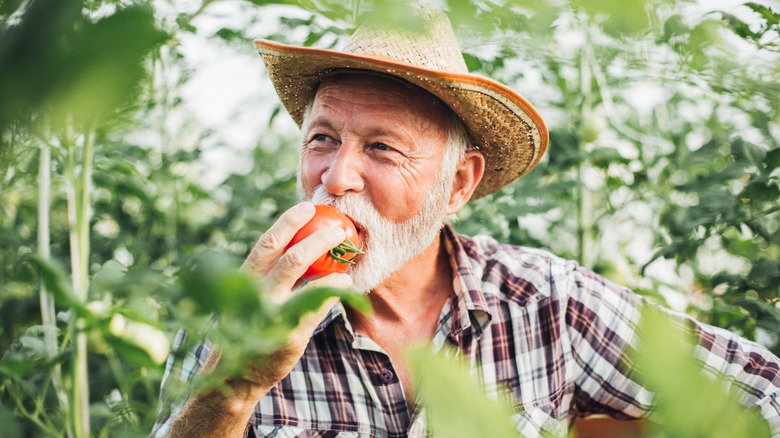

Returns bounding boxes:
[321,143,365,196]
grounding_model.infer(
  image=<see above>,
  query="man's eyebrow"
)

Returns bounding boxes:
[304,115,336,131]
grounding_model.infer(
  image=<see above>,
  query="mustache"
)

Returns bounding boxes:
[308,186,386,236]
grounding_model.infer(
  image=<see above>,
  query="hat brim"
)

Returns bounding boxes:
[255,39,548,200]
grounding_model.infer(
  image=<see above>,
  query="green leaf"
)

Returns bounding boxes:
[278,286,370,327]
[0,0,81,133]
[406,345,520,438]
[719,12,758,41]
[764,148,780,170]
[745,3,780,27]
[90,260,128,295]
[0,406,23,438]
[734,298,780,333]
[27,255,79,310]
[662,14,690,42]
[0,325,64,379]
[178,250,263,317]
[747,258,780,289]
[51,5,169,126]
[106,313,170,367]
[177,12,197,33]
[577,0,651,36]
[634,306,771,438]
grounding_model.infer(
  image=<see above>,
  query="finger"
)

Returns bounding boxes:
[264,226,347,298]
[242,202,316,275]
[304,272,353,291]
[291,268,354,290]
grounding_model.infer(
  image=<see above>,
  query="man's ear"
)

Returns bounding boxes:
[446,150,485,215]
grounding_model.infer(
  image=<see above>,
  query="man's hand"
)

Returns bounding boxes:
[240,201,353,387]
[168,202,352,438]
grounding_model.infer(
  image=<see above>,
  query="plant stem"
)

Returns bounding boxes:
[107,349,140,425]
[65,124,95,438]
[37,133,71,416]
[577,24,595,269]
[577,165,594,268]
[7,381,58,436]
[353,0,360,26]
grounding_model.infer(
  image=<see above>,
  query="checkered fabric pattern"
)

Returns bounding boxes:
[152,225,780,437]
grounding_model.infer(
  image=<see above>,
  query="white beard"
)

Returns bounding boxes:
[301,177,452,294]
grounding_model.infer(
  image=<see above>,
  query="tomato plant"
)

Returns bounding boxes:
[287,205,364,282]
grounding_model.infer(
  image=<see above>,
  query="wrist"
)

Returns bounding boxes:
[223,377,268,417]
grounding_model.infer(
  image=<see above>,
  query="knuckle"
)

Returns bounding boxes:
[257,230,282,252]
[282,247,307,269]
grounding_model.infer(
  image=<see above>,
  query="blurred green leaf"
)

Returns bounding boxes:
[661,14,690,43]
[178,250,262,318]
[635,307,771,438]
[106,313,170,367]
[745,2,780,27]
[27,255,79,310]
[51,5,169,126]
[90,260,128,295]
[279,286,371,327]
[407,345,520,438]
[765,148,780,169]
[0,0,81,134]
[720,12,759,42]
[734,298,780,333]
[0,406,23,438]
[576,0,651,36]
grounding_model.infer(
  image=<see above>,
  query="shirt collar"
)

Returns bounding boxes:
[441,224,492,340]
[312,300,353,339]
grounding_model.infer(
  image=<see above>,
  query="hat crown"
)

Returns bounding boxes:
[342,6,468,74]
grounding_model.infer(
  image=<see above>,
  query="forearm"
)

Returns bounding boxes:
[167,351,271,438]
[167,379,264,437]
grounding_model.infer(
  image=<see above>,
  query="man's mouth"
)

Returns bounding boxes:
[348,216,364,239]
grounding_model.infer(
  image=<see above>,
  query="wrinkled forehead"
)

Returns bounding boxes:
[312,71,454,125]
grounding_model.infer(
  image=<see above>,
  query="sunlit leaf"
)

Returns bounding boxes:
[107,313,170,367]
[635,307,771,438]
[576,0,651,36]
[51,5,169,126]
[279,285,371,327]
[407,346,520,438]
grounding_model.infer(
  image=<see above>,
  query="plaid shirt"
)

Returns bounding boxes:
[153,225,780,437]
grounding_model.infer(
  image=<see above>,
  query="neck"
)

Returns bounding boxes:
[346,231,452,408]
[348,232,452,338]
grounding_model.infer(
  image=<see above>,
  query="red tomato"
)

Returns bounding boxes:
[286,205,363,282]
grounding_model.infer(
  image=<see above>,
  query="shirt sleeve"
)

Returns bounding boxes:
[150,330,213,438]
[564,266,780,435]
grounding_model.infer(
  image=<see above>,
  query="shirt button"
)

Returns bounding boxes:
[380,368,394,383]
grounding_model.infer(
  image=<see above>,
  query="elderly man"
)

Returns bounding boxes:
[153,5,780,438]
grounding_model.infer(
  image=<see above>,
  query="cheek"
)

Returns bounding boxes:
[298,154,324,194]
[368,181,428,224]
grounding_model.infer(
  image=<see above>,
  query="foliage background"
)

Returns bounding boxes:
[0,0,778,436]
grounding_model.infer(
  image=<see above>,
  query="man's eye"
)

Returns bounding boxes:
[372,143,391,151]
[312,134,331,142]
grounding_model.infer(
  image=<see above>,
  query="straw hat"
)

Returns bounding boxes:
[254,4,548,199]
